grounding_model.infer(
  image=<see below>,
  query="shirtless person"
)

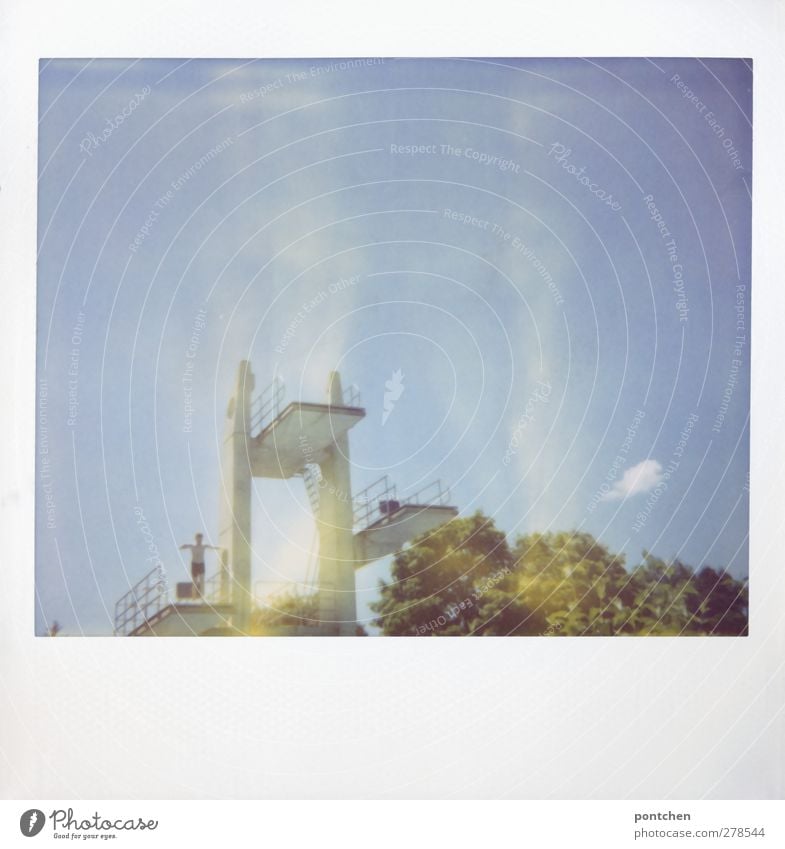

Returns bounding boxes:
[179,533,220,597]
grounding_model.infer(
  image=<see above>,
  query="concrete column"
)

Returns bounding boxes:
[317,371,358,635]
[218,360,255,633]
[218,547,230,604]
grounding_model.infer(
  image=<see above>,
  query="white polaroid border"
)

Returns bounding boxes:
[1,0,783,800]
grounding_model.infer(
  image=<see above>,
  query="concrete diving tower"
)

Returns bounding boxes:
[220,361,458,635]
[248,384,365,479]
[114,359,458,637]
[218,362,368,634]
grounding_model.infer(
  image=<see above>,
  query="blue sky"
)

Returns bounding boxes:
[35,58,751,635]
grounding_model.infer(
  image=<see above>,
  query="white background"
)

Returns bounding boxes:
[1,0,784,801]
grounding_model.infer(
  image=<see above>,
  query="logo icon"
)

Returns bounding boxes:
[382,369,405,426]
[20,809,46,837]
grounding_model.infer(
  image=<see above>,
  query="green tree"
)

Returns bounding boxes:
[370,513,748,637]
[251,590,368,635]
[686,566,748,635]
[624,554,696,635]
[477,531,631,635]
[370,511,513,635]
[250,589,319,634]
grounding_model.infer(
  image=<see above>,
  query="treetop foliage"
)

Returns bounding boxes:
[369,511,748,637]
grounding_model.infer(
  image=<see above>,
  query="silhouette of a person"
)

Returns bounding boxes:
[179,533,220,597]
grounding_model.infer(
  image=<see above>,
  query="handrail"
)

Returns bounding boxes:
[341,383,362,408]
[402,479,452,508]
[249,376,285,436]
[203,570,231,605]
[353,478,453,531]
[353,475,397,530]
[113,565,170,636]
[302,463,322,517]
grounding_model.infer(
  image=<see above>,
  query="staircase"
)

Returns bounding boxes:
[302,462,322,517]
[114,565,169,635]
[115,565,234,636]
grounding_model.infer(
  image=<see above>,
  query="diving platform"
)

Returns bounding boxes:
[250,400,365,478]
[128,603,236,636]
[352,478,458,566]
[114,566,235,637]
[354,504,459,564]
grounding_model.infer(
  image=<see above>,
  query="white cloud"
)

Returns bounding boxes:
[601,459,663,501]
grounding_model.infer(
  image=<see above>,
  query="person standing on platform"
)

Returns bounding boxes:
[179,533,220,597]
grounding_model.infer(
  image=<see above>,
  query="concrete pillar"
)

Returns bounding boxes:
[218,547,230,604]
[317,371,358,635]
[218,360,255,633]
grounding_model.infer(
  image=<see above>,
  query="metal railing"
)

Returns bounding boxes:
[341,383,362,408]
[353,477,453,531]
[249,376,285,436]
[302,463,322,517]
[114,566,170,636]
[402,479,452,509]
[203,570,231,605]
[166,570,232,605]
[353,475,397,530]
